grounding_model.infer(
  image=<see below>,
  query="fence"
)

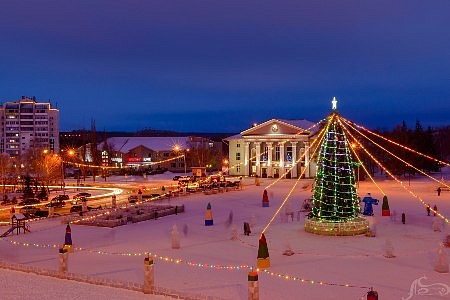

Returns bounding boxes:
[0,260,226,300]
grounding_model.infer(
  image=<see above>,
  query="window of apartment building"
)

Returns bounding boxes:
[171,163,176,168]
[163,152,169,157]
[236,152,241,161]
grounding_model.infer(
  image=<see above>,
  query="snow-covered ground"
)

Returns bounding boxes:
[1,172,449,300]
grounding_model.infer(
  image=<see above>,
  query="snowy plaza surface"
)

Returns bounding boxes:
[0,173,449,300]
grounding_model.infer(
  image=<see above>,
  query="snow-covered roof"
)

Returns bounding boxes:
[224,134,243,141]
[12,213,26,219]
[278,119,316,130]
[101,137,192,153]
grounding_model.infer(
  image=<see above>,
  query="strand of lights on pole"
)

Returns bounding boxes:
[344,134,386,196]
[261,125,328,234]
[338,119,386,196]
[342,117,450,168]
[341,122,449,224]
[343,120,450,191]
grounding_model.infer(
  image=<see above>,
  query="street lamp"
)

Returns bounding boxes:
[174,145,188,175]
[60,149,75,195]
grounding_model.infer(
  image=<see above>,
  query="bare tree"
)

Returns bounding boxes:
[41,153,63,188]
[0,153,13,196]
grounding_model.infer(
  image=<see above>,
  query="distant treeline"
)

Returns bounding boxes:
[356,120,449,177]
[60,128,235,149]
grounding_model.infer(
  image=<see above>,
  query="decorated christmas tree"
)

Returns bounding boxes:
[305,98,368,235]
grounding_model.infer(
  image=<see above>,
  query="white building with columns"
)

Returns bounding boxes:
[225,119,318,179]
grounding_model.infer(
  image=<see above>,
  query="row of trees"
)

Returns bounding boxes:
[352,120,443,178]
[0,149,62,198]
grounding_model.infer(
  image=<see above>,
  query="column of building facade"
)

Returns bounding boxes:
[267,142,273,177]
[279,142,285,176]
[304,141,310,178]
[244,142,250,176]
[255,142,261,177]
[291,142,297,178]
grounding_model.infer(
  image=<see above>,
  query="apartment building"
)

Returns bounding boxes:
[0,96,59,158]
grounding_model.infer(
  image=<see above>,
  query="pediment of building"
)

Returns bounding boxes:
[240,119,311,137]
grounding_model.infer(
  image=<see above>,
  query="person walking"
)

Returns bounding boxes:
[433,204,438,216]
[437,187,441,196]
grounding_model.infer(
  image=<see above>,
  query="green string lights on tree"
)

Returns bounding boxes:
[310,112,360,222]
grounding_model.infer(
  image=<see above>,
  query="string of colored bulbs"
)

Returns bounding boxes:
[63,154,185,170]
[0,238,372,290]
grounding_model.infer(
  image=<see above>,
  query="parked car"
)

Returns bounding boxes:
[72,196,87,205]
[70,204,101,213]
[19,205,39,215]
[34,210,49,218]
[70,205,83,213]
[46,198,66,208]
[73,192,91,199]
[18,198,40,206]
[142,193,161,200]
[58,194,70,200]
[128,195,138,203]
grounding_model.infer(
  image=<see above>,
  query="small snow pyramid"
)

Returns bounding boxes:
[366,216,377,237]
[225,210,233,228]
[205,202,213,226]
[381,195,390,216]
[257,233,270,269]
[383,239,395,258]
[230,225,238,240]
[250,215,257,230]
[63,224,74,253]
[262,189,269,207]
[282,241,295,256]
[171,224,180,249]
[255,175,260,186]
[434,243,449,273]
[432,217,442,232]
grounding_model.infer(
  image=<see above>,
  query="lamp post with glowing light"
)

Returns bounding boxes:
[222,159,229,175]
[60,149,75,195]
[173,145,188,175]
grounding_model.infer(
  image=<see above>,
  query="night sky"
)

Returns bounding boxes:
[1,1,449,133]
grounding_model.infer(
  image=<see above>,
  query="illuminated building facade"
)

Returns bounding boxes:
[0,96,59,158]
[225,119,317,178]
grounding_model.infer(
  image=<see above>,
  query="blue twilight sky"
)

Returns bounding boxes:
[1,1,449,133]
